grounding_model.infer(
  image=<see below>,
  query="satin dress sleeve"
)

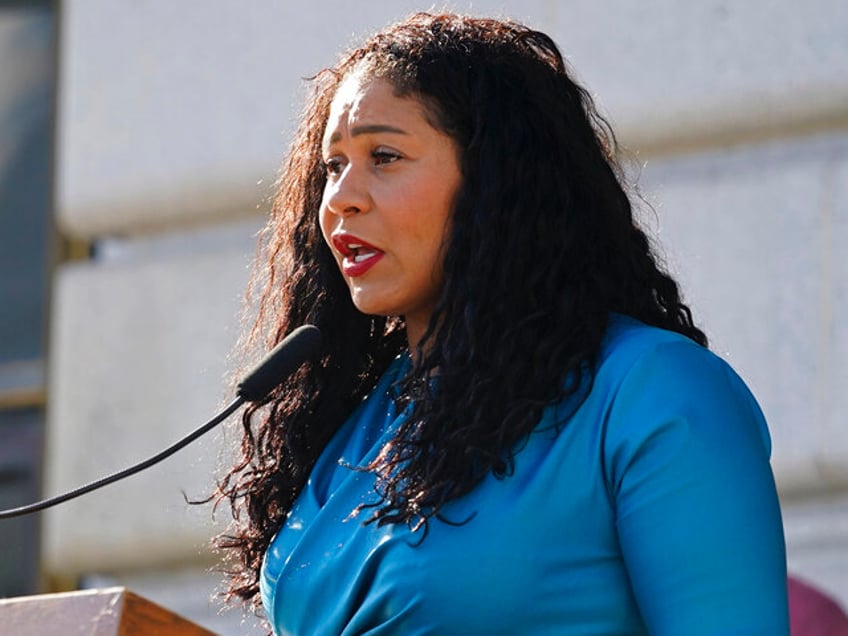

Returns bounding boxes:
[602,335,788,635]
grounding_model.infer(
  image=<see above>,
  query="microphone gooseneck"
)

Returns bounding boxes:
[0,325,322,520]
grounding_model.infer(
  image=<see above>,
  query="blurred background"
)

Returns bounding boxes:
[0,0,846,633]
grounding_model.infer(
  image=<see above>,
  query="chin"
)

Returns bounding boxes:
[349,296,394,318]
[348,286,400,318]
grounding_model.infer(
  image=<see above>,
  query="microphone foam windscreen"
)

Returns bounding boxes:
[237,325,322,402]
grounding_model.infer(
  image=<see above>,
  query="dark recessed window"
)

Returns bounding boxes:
[0,0,55,597]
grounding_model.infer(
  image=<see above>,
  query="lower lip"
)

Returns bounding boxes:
[341,252,384,277]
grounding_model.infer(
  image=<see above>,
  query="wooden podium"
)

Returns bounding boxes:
[0,587,220,635]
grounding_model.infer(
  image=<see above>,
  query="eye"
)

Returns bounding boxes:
[372,148,402,166]
[323,156,344,176]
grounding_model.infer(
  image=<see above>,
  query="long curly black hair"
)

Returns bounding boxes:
[214,12,707,608]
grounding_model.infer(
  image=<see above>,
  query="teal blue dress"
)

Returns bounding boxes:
[261,315,788,635]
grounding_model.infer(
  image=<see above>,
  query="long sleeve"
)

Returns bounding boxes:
[604,340,788,635]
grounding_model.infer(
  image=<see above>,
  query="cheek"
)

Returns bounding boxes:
[416,193,455,254]
[318,205,334,249]
[401,218,450,287]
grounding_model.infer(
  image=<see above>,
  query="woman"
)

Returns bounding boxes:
[216,13,788,635]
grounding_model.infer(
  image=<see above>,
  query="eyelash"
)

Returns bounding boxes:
[372,148,401,165]
[323,148,402,176]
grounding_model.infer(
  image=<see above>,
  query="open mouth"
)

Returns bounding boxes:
[332,233,385,276]
[347,243,381,262]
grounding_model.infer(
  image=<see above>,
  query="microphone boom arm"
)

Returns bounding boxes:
[0,324,322,520]
[0,396,244,520]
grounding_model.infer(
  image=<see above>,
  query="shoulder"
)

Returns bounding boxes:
[598,314,762,420]
[595,314,772,486]
[598,313,712,375]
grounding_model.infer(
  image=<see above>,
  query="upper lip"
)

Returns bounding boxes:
[331,232,382,257]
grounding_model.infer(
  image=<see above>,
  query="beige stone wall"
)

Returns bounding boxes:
[45,1,848,632]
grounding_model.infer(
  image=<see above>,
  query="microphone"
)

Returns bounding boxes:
[0,324,322,520]
[237,324,322,401]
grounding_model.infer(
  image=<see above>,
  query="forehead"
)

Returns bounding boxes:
[322,74,429,145]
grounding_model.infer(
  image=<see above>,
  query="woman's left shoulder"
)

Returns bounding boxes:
[597,313,771,455]
[600,314,752,398]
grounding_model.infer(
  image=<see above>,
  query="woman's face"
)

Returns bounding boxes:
[320,74,462,348]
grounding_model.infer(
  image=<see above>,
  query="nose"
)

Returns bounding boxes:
[324,164,372,217]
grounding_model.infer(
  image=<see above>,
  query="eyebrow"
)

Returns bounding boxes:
[326,124,409,144]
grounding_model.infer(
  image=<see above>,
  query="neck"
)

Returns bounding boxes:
[404,317,428,361]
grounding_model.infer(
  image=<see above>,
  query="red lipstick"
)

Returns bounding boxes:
[331,233,384,277]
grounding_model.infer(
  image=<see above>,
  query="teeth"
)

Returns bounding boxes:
[353,251,376,263]
[347,243,363,249]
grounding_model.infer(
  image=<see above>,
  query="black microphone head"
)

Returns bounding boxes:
[236,325,322,402]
